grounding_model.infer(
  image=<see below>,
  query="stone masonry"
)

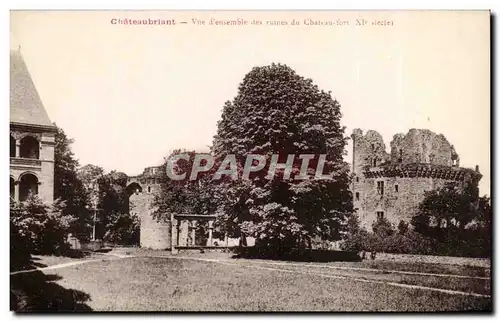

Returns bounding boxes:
[351,128,482,230]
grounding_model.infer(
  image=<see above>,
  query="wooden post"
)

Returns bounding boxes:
[171,214,178,254]
[191,220,197,246]
[208,220,214,246]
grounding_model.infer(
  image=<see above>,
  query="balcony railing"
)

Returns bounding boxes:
[10,157,42,167]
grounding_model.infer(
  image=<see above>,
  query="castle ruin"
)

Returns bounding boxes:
[351,128,482,230]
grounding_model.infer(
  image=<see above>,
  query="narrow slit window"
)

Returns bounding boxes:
[377,181,384,196]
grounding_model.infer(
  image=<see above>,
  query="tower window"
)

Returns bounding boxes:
[371,143,375,150]
[398,149,403,163]
[355,192,360,201]
[147,186,151,193]
[395,184,399,193]
[376,211,384,220]
[377,181,384,196]
[356,177,359,183]
[372,158,377,167]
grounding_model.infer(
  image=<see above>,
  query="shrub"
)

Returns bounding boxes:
[102,212,140,245]
[10,195,74,260]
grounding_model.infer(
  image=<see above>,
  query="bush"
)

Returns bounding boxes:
[10,217,31,271]
[10,195,74,261]
[341,218,437,256]
[102,212,140,245]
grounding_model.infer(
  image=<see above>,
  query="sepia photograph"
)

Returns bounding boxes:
[8,9,491,312]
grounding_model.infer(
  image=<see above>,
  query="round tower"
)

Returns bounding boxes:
[127,166,171,249]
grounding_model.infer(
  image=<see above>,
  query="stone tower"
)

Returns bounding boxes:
[351,128,481,230]
[127,166,171,249]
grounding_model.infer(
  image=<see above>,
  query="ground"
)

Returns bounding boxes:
[10,248,492,312]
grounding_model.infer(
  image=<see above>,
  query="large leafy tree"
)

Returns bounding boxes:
[78,166,140,244]
[212,63,353,252]
[95,171,136,242]
[53,125,92,239]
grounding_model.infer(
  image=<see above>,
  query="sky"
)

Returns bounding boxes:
[9,10,490,195]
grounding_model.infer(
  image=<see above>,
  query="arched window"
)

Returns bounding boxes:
[19,136,40,159]
[19,173,38,201]
[10,135,16,157]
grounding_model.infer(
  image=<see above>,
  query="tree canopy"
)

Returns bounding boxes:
[212,63,353,252]
[53,125,92,239]
[151,150,220,222]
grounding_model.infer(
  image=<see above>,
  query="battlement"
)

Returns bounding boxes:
[363,163,482,181]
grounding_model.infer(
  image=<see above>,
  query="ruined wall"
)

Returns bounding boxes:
[130,190,171,250]
[351,129,391,176]
[390,129,455,166]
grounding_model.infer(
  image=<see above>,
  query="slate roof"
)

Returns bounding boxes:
[10,49,55,128]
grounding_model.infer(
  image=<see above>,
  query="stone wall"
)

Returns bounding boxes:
[129,187,171,249]
[354,176,451,229]
[39,132,55,202]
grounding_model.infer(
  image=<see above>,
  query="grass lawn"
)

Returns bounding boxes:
[12,255,491,312]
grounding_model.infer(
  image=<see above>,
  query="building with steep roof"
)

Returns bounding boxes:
[10,48,57,203]
[351,128,482,230]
